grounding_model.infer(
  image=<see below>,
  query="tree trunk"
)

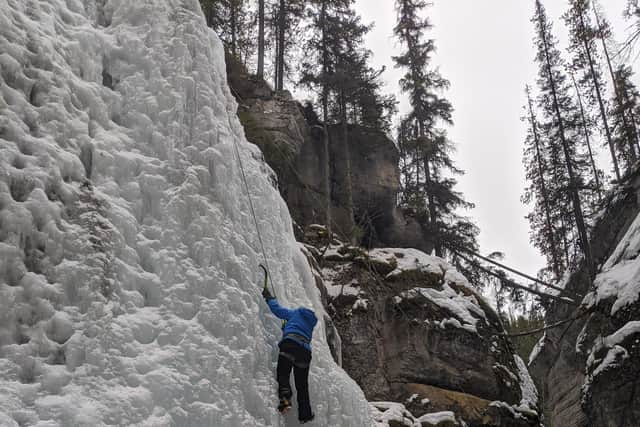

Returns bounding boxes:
[276,0,286,91]
[204,2,213,27]
[340,91,355,242]
[571,74,603,201]
[619,81,639,162]
[230,1,237,58]
[419,123,441,257]
[538,5,595,278]
[274,12,279,90]
[527,87,563,280]
[578,10,620,180]
[257,0,265,79]
[320,1,331,233]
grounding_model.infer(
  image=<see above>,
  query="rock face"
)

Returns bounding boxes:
[304,227,540,426]
[529,169,640,427]
[227,63,428,250]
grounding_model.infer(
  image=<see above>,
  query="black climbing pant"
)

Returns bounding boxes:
[277,339,312,421]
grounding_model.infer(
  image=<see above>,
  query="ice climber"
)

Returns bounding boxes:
[262,285,317,424]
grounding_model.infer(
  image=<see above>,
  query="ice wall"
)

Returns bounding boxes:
[0,0,371,425]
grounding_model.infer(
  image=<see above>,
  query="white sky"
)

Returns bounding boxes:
[353,0,634,277]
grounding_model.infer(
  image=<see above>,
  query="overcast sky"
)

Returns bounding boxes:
[352,0,634,278]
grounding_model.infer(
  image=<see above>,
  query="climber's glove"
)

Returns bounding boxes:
[262,287,274,301]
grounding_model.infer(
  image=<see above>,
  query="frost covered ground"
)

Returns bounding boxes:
[0,0,370,425]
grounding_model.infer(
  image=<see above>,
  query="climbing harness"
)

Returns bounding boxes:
[231,130,277,298]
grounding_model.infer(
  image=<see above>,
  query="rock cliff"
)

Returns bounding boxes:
[529,169,640,427]
[303,226,540,427]
[226,59,427,250]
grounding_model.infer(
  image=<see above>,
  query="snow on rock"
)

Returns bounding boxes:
[416,411,457,426]
[370,402,459,427]
[514,355,538,416]
[585,321,640,382]
[583,211,640,315]
[368,248,446,281]
[0,1,370,425]
[398,284,486,334]
[528,332,545,366]
[370,402,420,427]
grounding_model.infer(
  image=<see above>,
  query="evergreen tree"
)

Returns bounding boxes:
[533,0,595,277]
[393,0,478,261]
[522,86,564,280]
[570,72,604,202]
[594,1,640,171]
[506,311,545,362]
[564,0,619,180]
[610,65,640,169]
[273,0,305,90]
[301,0,393,238]
[200,0,253,63]
[257,0,265,79]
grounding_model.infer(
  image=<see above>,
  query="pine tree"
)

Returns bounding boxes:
[199,0,253,63]
[301,0,392,238]
[522,86,564,280]
[571,72,604,202]
[564,0,619,180]
[594,1,640,172]
[257,0,265,79]
[533,0,595,277]
[272,0,305,90]
[393,0,477,260]
[610,65,640,169]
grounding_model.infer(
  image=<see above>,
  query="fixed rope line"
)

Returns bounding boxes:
[454,245,579,297]
[504,309,590,338]
[231,133,277,298]
[453,250,578,306]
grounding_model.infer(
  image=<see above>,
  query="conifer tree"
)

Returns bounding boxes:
[270,0,305,90]
[199,0,253,62]
[257,0,265,79]
[301,0,392,237]
[393,0,477,259]
[571,72,604,201]
[610,65,640,169]
[594,1,640,171]
[564,0,619,180]
[533,0,595,276]
[522,86,564,280]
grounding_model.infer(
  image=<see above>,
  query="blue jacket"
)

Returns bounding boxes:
[267,298,317,352]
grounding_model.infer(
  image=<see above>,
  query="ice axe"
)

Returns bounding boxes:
[259,263,269,291]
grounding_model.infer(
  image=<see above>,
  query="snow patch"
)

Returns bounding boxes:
[417,411,457,425]
[514,355,538,414]
[584,211,640,314]
[399,283,486,333]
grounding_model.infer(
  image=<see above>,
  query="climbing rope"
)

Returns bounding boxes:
[231,131,277,297]
[503,309,590,338]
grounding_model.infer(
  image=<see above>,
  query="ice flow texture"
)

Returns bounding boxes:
[0,0,370,425]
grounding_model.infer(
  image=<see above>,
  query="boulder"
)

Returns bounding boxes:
[304,227,540,426]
